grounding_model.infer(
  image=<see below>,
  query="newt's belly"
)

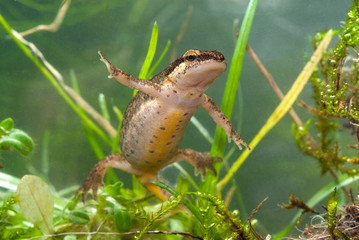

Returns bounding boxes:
[120,97,195,172]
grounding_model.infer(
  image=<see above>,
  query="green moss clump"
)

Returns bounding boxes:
[293,0,359,176]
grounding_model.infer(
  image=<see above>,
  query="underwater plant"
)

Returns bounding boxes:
[0,0,357,239]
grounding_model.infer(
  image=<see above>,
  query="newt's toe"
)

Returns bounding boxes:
[76,174,104,202]
[194,152,222,179]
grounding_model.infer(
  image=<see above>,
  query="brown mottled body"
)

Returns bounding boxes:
[120,95,194,172]
[77,49,249,201]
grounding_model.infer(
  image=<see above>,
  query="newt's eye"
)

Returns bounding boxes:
[185,54,197,61]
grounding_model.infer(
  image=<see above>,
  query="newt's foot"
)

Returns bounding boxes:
[191,152,222,178]
[174,149,222,179]
[75,156,115,202]
[75,166,105,202]
[75,153,144,202]
[232,134,251,151]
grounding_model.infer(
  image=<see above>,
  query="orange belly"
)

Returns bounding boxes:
[120,98,196,172]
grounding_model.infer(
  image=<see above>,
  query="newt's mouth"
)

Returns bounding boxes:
[178,61,227,91]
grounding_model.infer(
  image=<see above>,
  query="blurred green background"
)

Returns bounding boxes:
[0,0,355,235]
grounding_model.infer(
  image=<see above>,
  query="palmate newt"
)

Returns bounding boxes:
[76,49,250,201]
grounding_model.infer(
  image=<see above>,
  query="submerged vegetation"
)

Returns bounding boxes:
[286,1,359,239]
[0,118,33,158]
[293,0,359,177]
[0,0,358,239]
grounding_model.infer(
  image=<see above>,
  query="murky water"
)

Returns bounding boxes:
[0,0,352,234]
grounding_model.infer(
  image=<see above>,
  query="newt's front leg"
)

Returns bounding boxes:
[98,51,163,98]
[201,94,250,150]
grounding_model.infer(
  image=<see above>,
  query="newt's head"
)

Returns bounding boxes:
[167,49,227,92]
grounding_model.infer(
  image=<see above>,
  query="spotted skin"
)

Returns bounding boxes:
[76,49,249,202]
[120,99,192,172]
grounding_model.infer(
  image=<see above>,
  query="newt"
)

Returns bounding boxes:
[77,49,249,201]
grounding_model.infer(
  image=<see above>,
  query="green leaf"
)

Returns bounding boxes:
[64,235,77,240]
[104,181,124,197]
[176,175,190,195]
[132,175,147,198]
[0,118,14,133]
[0,129,34,155]
[16,175,54,234]
[69,210,90,225]
[114,205,131,233]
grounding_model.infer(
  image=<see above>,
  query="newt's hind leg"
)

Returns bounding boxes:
[139,149,222,201]
[170,149,222,179]
[136,173,170,201]
[76,153,145,202]
[138,150,222,201]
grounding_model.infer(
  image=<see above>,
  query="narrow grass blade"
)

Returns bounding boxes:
[111,119,122,154]
[146,40,171,79]
[190,116,213,144]
[152,180,203,223]
[0,173,20,191]
[70,69,81,95]
[133,22,158,96]
[217,29,333,194]
[173,162,200,191]
[83,122,105,160]
[139,22,158,79]
[201,0,258,195]
[0,14,112,146]
[111,106,122,153]
[211,0,258,158]
[99,93,110,121]
[41,130,50,176]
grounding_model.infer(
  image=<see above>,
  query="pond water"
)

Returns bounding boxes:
[0,0,353,235]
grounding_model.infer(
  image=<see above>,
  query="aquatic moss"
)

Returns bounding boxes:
[293,0,359,176]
